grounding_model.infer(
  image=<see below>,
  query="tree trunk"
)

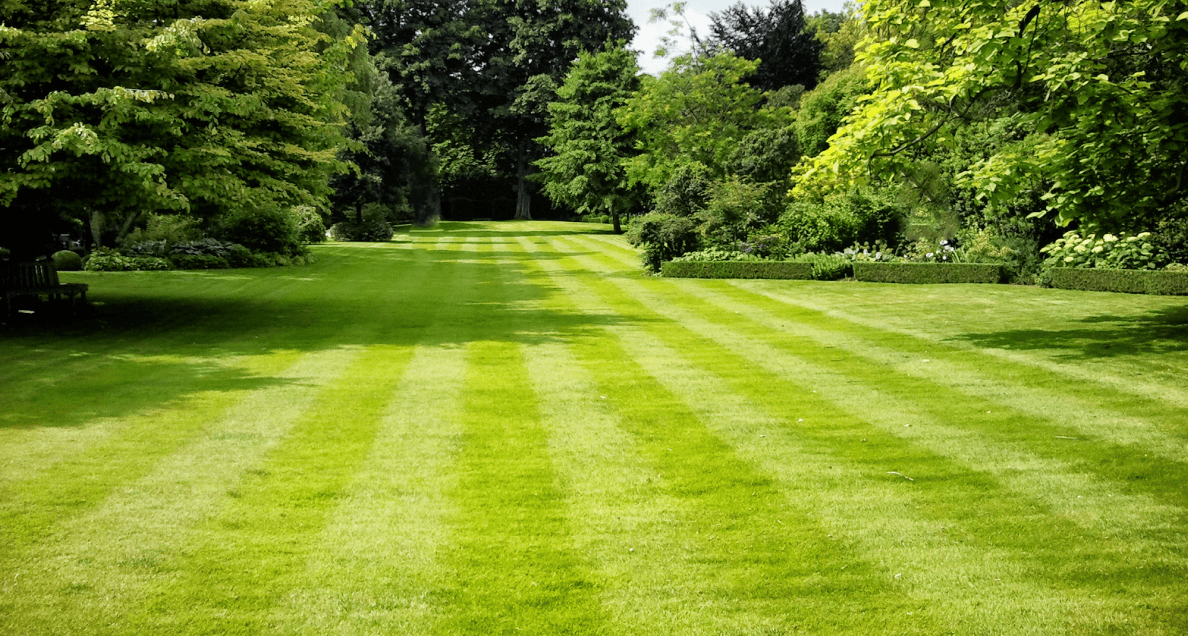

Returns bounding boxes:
[89,210,104,248]
[417,185,442,226]
[115,210,142,244]
[612,211,622,234]
[514,142,532,220]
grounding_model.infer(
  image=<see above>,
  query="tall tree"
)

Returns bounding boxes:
[706,0,823,91]
[535,43,641,233]
[0,0,360,254]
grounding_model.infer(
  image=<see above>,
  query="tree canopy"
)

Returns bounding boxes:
[0,0,361,253]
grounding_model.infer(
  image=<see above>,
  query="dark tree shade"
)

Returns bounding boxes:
[707,0,823,91]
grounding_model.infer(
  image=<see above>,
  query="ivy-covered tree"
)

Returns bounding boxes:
[0,0,360,255]
[793,0,1188,230]
[535,43,642,234]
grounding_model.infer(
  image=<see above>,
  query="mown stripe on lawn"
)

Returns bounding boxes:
[522,237,953,634]
[729,279,1188,412]
[555,240,1188,636]
[697,280,1188,444]
[0,345,364,635]
[665,280,1188,506]
[433,240,608,635]
[266,240,490,634]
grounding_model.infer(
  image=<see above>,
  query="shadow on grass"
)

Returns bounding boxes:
[0,228,649,428]
[951,304,1188,360]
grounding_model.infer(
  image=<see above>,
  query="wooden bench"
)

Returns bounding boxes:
[1,261,89,320]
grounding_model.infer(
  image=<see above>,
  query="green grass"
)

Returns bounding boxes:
[2,221,1187,635]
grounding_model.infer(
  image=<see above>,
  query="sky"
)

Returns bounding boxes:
[626,0,849,75]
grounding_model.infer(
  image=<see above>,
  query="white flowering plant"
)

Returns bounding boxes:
[1040,231,1168,270]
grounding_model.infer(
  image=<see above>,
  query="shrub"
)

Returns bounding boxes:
[170,253,230,269]
[854,262,1004,284]
[52,250,82,271]
[625,212,700,272]
[328,219,396,242]
[1040,231,1168,270]
[216,206,302,255]
[1048,268,1188,295]
[292,206,327,244]
[791,253,852,280]
[84,248,135,271]
[580,213,611,224]
[1152,214,1188,265]
[697,178,780,249]
[795,65,869,157]
[122,214,202,245]
[653,163,713,218]
[662,261,815,279]
[774,190,904,254]
[128,256,172,271]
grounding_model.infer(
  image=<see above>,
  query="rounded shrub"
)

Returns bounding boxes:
[216,206,301,255]
[292,206,327,244]
[84,248,134,271]
[52,250,83,271]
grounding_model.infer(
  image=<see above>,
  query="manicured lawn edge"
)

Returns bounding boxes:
[853,262,1004,284]
[1048,267,1188,295]
[662,261,814,279]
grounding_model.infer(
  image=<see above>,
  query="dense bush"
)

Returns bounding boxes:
[1152,214,1188,265]
[1048,268,1188,295]
[123,240,169,258]
[121,214,202,245]
[671,247,762,262]
[773,190,905,253]
[328,219,396,242]
[129,256,172,271]
[727,124,800,185]
[697,178,782,249]
[52,250,82,271]
[579,213,611,224]
[216,206,302,255]
[84,249,170,271]
[626,213,700,273]
[662,261,815,279]
[1040,231,1167,270]
[794,65,869,157]
[653,163,714,218]
[169,239,253,267]
[853,262,1004,284]
[292,206,328,244]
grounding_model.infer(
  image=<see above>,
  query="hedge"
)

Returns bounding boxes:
[662,261,815,279]
[1048,268,1188,295]
[853,262,1004,284]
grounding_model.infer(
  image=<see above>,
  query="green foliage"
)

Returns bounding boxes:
[1048,268,1188,296]
[52,250,82,272]
[215,207,302,257]
[853,262,1004,284]
[807,2,864,77]
[793,64,869,157]
[795,0,1188,228]
[85,248,170,272]
[0,0,361,247]
[671,248,761,262]
[706,0,823,91]
[653,163,714,218]
[774,190,904,253]
[329,220,395,242]
[727,124,800,186]
[790,252,852,280]
[698,178,781,249]
[625,213,700,272]
[122,214,203,246]
[1153,214,1188,265]
[661,260,814,279]
[1041,231,1168,271]
[618,53,787,189]
[535,44,642,233]
[292,206,328,244]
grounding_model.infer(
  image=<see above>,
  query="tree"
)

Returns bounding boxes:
[535,43,642,234]
[705,0,823,91]
[616,52,790,191]
[0,0,360,255]
[793,0,1188,230]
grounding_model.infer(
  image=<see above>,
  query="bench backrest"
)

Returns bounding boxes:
[0,262,61,290]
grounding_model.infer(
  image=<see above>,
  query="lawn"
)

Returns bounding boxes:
[2,221,1187,635]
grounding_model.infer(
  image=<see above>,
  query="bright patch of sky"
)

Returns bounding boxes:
[626,0,849,75]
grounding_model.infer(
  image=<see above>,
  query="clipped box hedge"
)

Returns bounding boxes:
[853,262,1004,284]
[662,261,815,279]
[1048,268,1188,295]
